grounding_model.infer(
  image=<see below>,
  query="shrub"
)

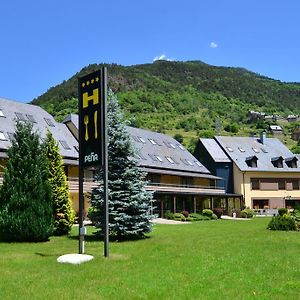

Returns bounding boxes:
[202,209,213,218]
[211,213,218,220]
[164,210,175,220]
[241,209,255,218]
[198,215,211,221]
[174,213,186,221]
[181,211,189,218]
[267,214,297,231]
[278,208,288,216]
[213,208,223,219]
[87,207,99,224]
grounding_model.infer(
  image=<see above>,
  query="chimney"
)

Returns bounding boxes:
[260,131,266,144]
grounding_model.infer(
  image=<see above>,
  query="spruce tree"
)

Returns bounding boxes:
[0,122,53,242]
[44,131,75,235]
[91,92,155,239]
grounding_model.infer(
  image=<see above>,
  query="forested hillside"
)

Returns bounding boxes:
[32,60,300,151]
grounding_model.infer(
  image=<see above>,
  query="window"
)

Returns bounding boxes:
[278,180,285,190]
[154,155,163,162]
[195,161,202,167]
[238,147,245,152]
[0,131,7,141]
[285,157,298,168]
[59,140,71,150]
[226,147,233,152]
[15,112,26,121]
[138,137,146,143]
[246,156,258,168]
[0,109,4,117]
[166,156,174,164]
[149,138,157,145]
[252,147,259,153]
[261,148,268,153]
[271,157,284,168]
[148,154,158,161]
[178,144,185,150]
[251,179,260,190]
[253,199,269,209]
[26,114,36,123]
[292,180,299,190]
[169,142,176,149]
[44,118,55,127]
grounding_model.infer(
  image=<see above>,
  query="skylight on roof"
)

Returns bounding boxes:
[166,156,175,164]
[15,112,26,121]
[138,137,146,143]
[238,147,245,152]
[149,138,157,145]
[187,160,194,166]
[252,147,259,153]
[44,118,55,127]
[0,132,7,141]
[261,148,268,153]
[226,147,234,152]
[59,140,71,150]
[26,114,36,123]
[195,161,202,167]
[178,144,185,150]
[169,143,176,149]
[154,155,163,162]
[0,109,4,117]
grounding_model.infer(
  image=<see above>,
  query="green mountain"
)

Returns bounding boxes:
[32,60,300,151]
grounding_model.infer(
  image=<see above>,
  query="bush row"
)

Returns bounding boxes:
[164,209,221,222]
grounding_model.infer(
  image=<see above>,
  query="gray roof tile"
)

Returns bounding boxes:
[0,97,78,159]
[215,135,300,172]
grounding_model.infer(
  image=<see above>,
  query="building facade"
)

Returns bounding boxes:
[196,133,300,209]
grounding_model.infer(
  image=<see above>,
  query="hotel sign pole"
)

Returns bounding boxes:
[78,68,109,257]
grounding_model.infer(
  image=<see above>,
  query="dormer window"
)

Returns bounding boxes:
[285,156,298,168]
[271,156,284,168]
[246,155,258,168]
[252,147,259,153]
[226,147,233,152]
[0,109,5,117]
[238,147,245,152]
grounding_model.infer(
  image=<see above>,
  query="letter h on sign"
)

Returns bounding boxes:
[78,70,103,168]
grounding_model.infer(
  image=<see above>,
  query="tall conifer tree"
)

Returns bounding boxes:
[91,92,155,239]
[0,122,53,242]
[44,131,75,235]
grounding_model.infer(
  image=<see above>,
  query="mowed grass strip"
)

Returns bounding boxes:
[0,218,299,299]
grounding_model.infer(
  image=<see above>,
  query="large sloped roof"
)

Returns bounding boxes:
[0,97,78,159]
[63,114,214,177]
[199,138,231,162]
[215,135,300,172]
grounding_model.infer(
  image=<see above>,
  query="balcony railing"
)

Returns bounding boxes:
[67,176,99,192]
[0,173,99,193]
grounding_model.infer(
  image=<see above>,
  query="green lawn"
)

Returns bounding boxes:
[1,218,299,299]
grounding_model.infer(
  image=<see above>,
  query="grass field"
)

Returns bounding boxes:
[0,217,299,299]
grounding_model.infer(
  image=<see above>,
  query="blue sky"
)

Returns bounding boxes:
[1,0,300,103]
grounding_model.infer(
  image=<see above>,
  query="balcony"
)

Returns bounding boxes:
[67,176,99,192]
[146,182,225,195]
[0,173,98,193]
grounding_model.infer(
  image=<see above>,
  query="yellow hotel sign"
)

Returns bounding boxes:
[78,70,103,167]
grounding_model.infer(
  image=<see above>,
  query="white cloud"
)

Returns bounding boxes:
[210,42,218,48]
[153,54,173,62]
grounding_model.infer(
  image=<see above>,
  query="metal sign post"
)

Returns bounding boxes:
[78,68,109,256]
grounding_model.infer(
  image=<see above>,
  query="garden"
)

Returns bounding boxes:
[1,217,300,299]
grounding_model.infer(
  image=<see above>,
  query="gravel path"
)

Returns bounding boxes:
[151,218,190,224]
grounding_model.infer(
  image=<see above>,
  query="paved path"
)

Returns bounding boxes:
[151,218,190,224]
